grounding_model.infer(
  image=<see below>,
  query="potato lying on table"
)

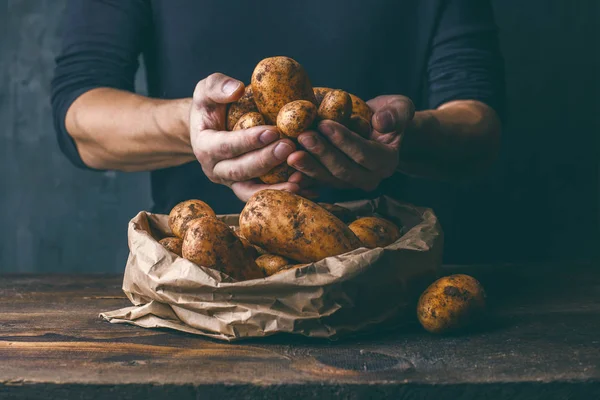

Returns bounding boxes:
[159,237,183,257]
[417,274,486,334]
[348,217,401,248]
[251,56,316,124]
[277,100,317,138]
[226,84,258,130]
[168,200,216,238]
[182,217,264,281]
[240,190,362,263]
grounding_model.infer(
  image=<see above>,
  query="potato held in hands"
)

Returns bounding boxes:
[232,111,265,131]
[168,200,217,238]
[251,56,316,124]
[240,190,362,263]
[277,100,317,138]
[226,85,258,130]
[349,217,401,249]
[317,90,352,124]
[182,217,264,281]
[417,274,486,334]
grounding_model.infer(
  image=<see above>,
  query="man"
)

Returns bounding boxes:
[51,0,504,255]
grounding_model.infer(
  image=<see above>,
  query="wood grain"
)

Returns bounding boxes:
[0,263,599,399]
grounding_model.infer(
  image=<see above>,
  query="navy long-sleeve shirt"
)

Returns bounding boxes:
[51,0,504,217]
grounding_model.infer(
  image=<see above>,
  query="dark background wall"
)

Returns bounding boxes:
[1,0,598,273]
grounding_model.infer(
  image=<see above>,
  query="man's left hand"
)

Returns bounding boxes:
[287,95,415,191]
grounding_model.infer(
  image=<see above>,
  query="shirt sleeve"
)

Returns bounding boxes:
[50,0,151,169]
[426,0,506,119]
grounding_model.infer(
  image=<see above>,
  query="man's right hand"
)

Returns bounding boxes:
[190,73,313,202]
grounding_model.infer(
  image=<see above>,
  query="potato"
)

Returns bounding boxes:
[159,237,183,257]
[349,93,374,122]
[317,203,356,224]
[255,254,291,276]
[417,274,486,334]
[231,227,261,260]
[182,217,264,281]
[260,163,294,184]
[313,87,333,106]
[277,100,317,138]
[239,189,362,263]
[168,200,217,238]
[232,111,265,131]
[347,115,371,138]
[251,56,316,124]
[348,217,401,248]
[317,90,352,123]
[226,85,258,130]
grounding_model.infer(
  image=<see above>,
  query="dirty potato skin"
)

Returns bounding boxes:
[277,100,317,138]
[313,87,333,106]
[232,227,267,257]
[239,190,362,263]
[182,217,264,281]
[232,111,265,131]
[349,217,401,249]
[159,237,183,257]
[417,274,486,334]
[260,163,295,184]
[255,254,291,276]
[251,56,317,124]
[226,85,258,130]
[349,93,374,122]
[347,115,371,138]
[230,111,294,183]
[318,203,356,224]
[168,200,217,238]
[318,90,352,123]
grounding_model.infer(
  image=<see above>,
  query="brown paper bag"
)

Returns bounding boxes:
[101,196,443,341]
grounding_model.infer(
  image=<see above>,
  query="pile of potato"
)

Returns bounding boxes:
[157,56,488,334]
[227,56,374,183]
[159,189,402,280]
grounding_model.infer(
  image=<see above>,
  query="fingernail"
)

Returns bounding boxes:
[222,80,241,96]
[377,111,394,129]
[318,123,333,135]
[300,135,317,149]
[260,130,278,144]
[274,142,293,160]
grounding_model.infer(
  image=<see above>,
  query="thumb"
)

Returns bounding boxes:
[191,73,244,131]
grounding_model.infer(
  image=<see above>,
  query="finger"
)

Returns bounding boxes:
[287,171,318,189]
[367,95,415,134]
[212,139,296,182]
[287,150,344,187]
[296,132,376,191]
[192,126,280,162]
[191,73,244,131]
[231,181,301,202]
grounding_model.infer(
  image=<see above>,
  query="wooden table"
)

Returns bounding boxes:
[1,262,598,399]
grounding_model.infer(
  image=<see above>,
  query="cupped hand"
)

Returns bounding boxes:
[286,95,414,191]
[189,73,316,201]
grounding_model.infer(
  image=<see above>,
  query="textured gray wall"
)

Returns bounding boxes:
[0,0,598,273]
[1,0,152,273]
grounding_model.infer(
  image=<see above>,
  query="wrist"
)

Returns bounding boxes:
[152,97,194,152]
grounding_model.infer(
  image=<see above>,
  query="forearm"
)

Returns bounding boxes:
[398,100,501,180]
[66,88,195,171]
